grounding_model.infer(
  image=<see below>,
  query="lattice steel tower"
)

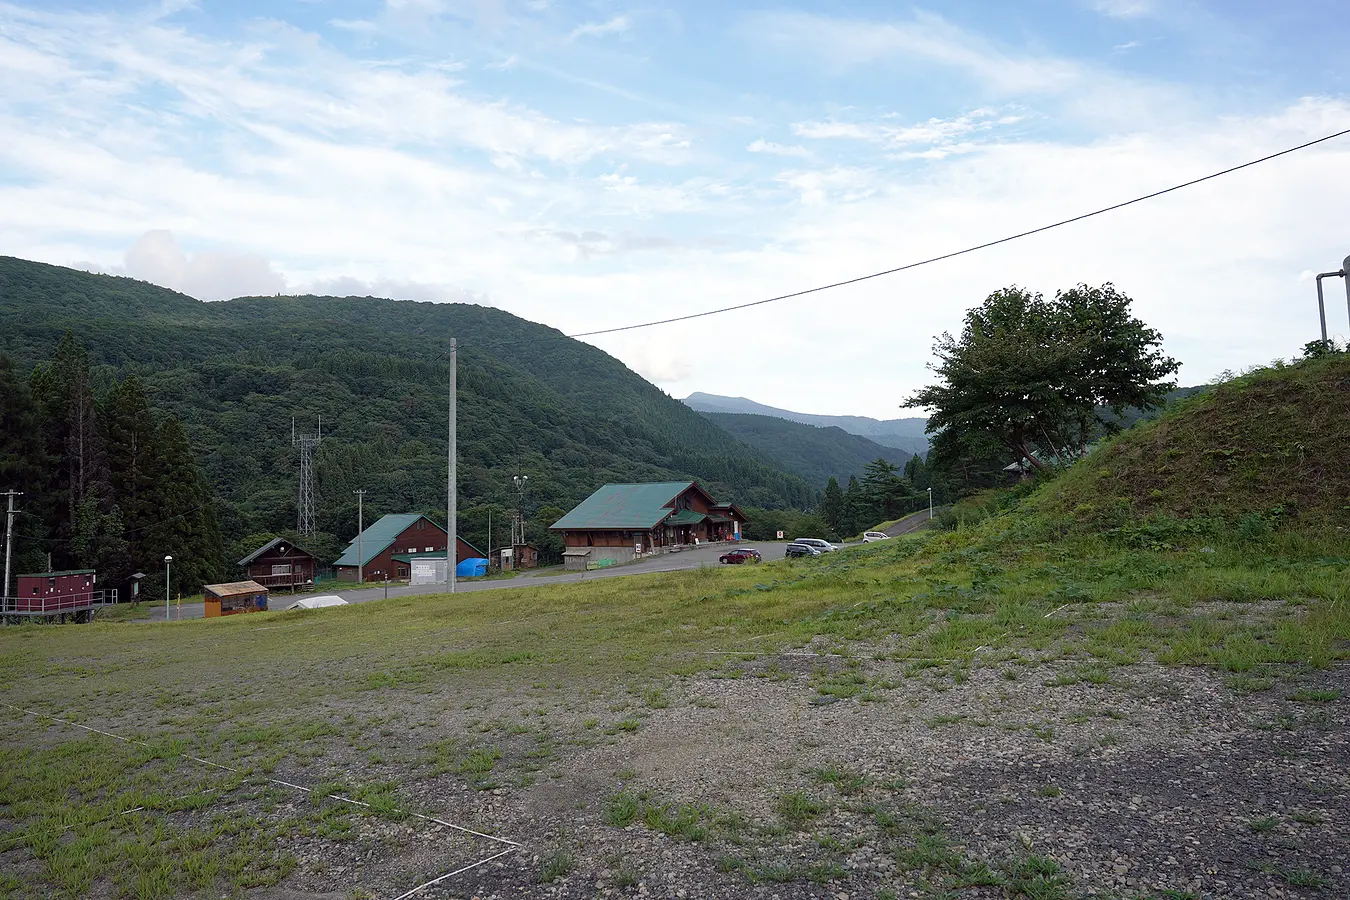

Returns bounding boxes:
[293,417,322,537]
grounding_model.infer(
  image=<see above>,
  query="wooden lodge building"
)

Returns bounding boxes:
[333,513,484,582]
[550,481,746,570]
[237,538,316,593]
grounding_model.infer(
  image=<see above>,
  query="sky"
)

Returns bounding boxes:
[3,0,1350,418]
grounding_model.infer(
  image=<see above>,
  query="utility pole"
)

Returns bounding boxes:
[2,490,21,607]
[512,475,529,547]
[448,338,457,594]
[353,490,365,584]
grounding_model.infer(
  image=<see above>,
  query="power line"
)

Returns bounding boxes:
[567,125,1350,339]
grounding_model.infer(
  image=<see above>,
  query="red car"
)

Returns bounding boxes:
[719,548,762,564]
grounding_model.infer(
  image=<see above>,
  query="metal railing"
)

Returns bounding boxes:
[1,589,115,616]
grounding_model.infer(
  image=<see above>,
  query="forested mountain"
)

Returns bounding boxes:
[0,257,815,567]
[683,392,931,455]
[699,412,910,488]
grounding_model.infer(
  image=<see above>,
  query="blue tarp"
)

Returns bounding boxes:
[455,557,489,578]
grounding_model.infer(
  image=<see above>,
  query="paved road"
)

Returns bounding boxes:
[144,541,797,622]
[882,506,949,537]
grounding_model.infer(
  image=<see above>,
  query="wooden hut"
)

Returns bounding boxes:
[203,581,269,618]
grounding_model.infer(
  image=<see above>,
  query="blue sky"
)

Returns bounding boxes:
[3,0,1350,416]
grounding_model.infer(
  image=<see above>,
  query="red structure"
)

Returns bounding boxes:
[12,569,97,615]
[333,514,485,582]
[237,538,316,593]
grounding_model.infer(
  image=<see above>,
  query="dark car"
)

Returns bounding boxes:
[719,548,762,564]
[784,542,822,559]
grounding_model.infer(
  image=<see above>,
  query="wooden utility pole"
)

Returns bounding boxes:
[2,490,20,606]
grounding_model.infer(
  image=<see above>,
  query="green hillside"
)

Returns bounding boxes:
[1033,354,1350,532]
[699,411,911,488]
[0,257,815,561]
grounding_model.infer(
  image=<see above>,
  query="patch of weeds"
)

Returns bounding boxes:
[1029,724,1055,742]
[1283,868,1330,888]
[1226,673,1274,694]
[775,791,827,829]
[810,766,870,796]
[1287,688,1341,703]
[642,802,709,841]
[642,687,670,709]
[539,849,572,883]
[1036,785,1062,798]
[927,714,968,729]
[1288,809,1325,825]
[604,718,642,734]
[1248,813,1278,833]
[1002,853,1072,900]
[604,792,640,828]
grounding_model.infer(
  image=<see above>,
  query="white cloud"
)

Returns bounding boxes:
[747,138,810,158]
[115,230,286,300]
[568,14,629,41]
[1093,0,1153,19]
[792,110,1018,149]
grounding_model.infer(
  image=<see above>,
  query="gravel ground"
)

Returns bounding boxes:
[244,651,1348,900]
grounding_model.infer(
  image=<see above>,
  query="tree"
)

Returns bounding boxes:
[30,333,114,569]
[0,356,52,574]
[842,476,864,537]
[907,284,1178,474]
[819,477,845,535]
[860,458,913,521]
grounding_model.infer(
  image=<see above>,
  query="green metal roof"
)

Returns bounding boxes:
[664,509,706,526]
[334,514,437,568]
[550,482,695,531]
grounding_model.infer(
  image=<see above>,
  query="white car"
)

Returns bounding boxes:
[792,537,837,552]
[862,531,891,542]
[288,595,348,610]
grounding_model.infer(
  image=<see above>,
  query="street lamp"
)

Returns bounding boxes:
[164,555,172,620]
[927,487,933,520]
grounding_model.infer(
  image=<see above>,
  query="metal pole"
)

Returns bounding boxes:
[927,487,933,520]
[164,556,172,621]
[2,491,20,609]
[354,490,365,584]
[1316,275,1330,344]
[448,338,457,594]
[1343,257,1350,334]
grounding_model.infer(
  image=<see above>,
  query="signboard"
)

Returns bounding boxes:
[776,531,784,539]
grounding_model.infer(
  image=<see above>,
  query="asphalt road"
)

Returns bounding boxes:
[144,541,798,622]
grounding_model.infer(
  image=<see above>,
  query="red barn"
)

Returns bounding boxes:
[13,569,97,615]
[332,514,484,582]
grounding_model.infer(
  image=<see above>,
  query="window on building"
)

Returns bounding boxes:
[416,520,424,530]
[425,546,434,552]
[271,564,292,576]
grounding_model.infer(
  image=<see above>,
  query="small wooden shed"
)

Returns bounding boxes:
[203,581,269,618]
[490,543,539,571]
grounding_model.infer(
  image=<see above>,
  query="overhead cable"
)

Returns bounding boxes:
[567,126,1350,339]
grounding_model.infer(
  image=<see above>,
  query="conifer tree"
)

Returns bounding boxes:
[820,476,845,536]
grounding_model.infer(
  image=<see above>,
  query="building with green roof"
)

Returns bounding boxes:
[333,513,484,582]
[550,482,747,569]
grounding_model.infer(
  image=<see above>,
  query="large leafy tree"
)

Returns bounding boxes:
[907,284,1178,474]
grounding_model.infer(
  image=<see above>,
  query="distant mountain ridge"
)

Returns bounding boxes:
[684,392,931,456]
[698,412,910,488]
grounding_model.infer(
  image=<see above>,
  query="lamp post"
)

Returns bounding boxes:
[927,487,933,520]
[354,490,365,584]
[164,555,172,620]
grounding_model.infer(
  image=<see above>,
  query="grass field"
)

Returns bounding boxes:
[2,496,1347,898]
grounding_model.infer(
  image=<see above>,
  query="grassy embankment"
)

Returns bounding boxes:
[2,355,1348,898]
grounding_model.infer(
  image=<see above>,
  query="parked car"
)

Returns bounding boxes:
[792,537,837,552]
[862,531,891,542]
[719,548,762,564]
[785,542,822,558]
